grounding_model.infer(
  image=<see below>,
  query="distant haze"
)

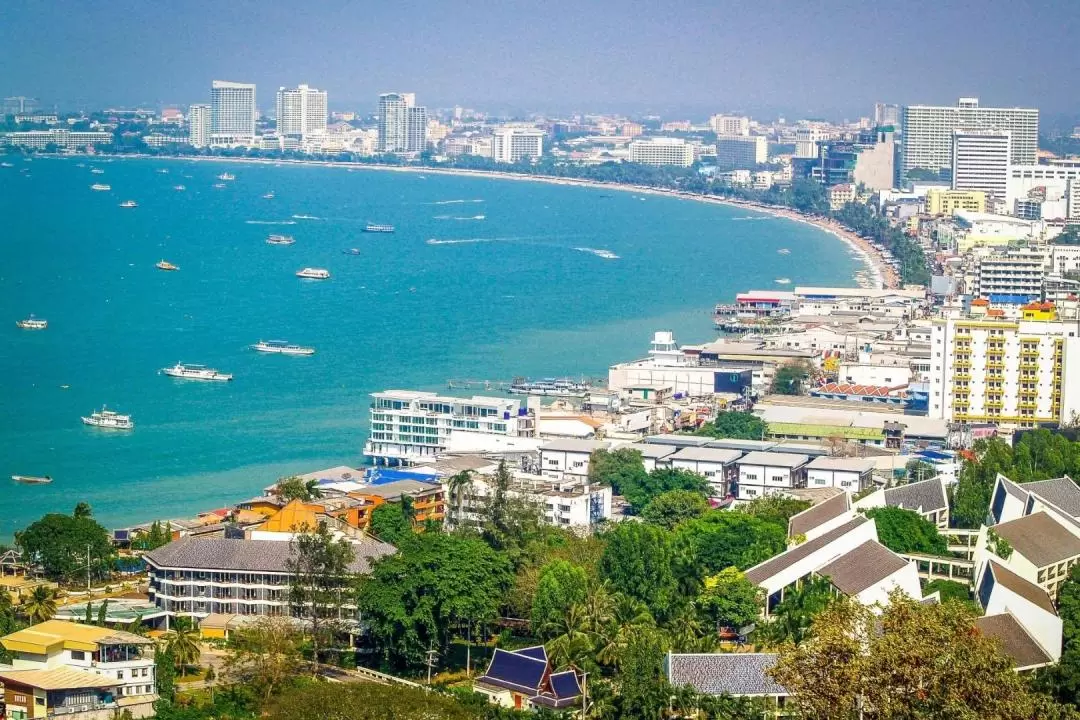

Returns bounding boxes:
[2,0,1077,121]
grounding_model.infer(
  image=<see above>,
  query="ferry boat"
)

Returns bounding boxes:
[252,340,315,356]
[267,234,295,245]
[16,316,47,330]
[11,475,52,485]
[262,191,275,199]
[90,183,111,191]
[90,168,105,174]
[119,200,138,208]
[81,406,134,430]
[218,172,236,181]
[156,260,179,271]
[509,377,592,397]
[296,267,330,279]
[174,184,186,191]
[162,362,233,381]
[363,223,395,233]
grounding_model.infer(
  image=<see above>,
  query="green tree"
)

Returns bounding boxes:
[789,178,830,215]
[694,411,768,440]
[164,618,201,676]
[770,361,812,395]
[531,560,589,637]
[599,522,678,617]
[697,567,762,631]
[368,502,412,544]
[923,579,976,607]
[616,627,672,720]
[73,502,93,519]
[21,585,57,624]
[673,510,787,576]
[595,592,655,668]
[589,447,650,509]
[758,575,834,645]
[223,616,304,701]
[265,682,479,720]
[446,469,474,529]
[287,520,356,668]
[273,475,323,503]
[477,460,547,567]
[1034,564,1080,707]
[154,644,177,702]
[905,459,937,482]
[641,489,710,529]
[15,505,115,582]
[865,506,948,555]
[951,436,1015,528]
[738,495,812,527]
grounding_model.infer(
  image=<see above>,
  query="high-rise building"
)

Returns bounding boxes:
[628,138,694,167]
[276,84,328,138]
[874,103,900,129]
[188,104,211,148]
[951,128,1011,201]
[407,105,428,152]
[709,115,750,136]
[378,92,426,153]
[210,80,256,137]
[795,127,827,159]
[901,97,1038,178]
[970,249,1046,301]
[492,126,545,163]
[2,96,38,115]
[715,135,767,169]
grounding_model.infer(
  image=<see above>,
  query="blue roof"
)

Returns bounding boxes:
[516,645,548,662]
[550,670,581,699]
[917,450,954,461]
[480,649,547,693]
[986,293,1039,305]
[362,468,438,486]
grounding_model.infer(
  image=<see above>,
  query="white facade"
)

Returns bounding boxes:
[747,517,878,598]
[276,84,327,138]
[188,104,211,148]
[709,114,750,136]
[445,472,612,531]
[628,138,694,167]
[952,128,1010,201]
[492,126,544,163]
[794,127,827,159]
[365,391,536,464]
[971,249,1046,299]
[716,135,767,169]
[407,105,428,152]
[538,439,610,479]
[901,97,1038,176]
[668,446,743,498]
[211,80,256,137]
[378,93,409,152]
[805,457,875,493]
[734,451,809,501]
[1,129,111,149]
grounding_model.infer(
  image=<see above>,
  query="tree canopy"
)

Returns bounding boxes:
[864,506,948,555]
[588,448,710,512]
[15,504,114,582]
[368,502,413,545]
[694,411,767,440]
[640,489,711,529]
[530,560,589,636]
[599,522,678,618]
[673,510,787,575]
[770,361,813,395]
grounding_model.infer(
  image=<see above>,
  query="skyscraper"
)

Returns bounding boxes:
[379,92,427,153]
[211,80,256,137]
[901,97,1037,179]
[874,103,900,128]
[952,129,1011,202]
[406,105,428,152]
[492,126,545,163]
[276,84,327,138]
[188,104,211,148]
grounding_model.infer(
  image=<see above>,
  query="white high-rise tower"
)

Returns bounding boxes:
[210,80,256,137]
[188,104,211,148]
[276,84,327,138]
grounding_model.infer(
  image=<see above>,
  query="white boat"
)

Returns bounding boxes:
[156,260,179,271]
[0,162,13,168]
[119,200,137,208]
[81,406,134,430]
[267,234,295,245]
[263,192,275,199]
[16,316,47,330]
[157,168,169,174]
[296,267,330,279]
[174,185,186,191]
[775,278,792,285]
[11,475,52,485]
[90,184,111,191]
[342,248,361,255]
[777,248,791,255]
[218,172,235,181]
[162,362,233,382]
[509,378,591,397]
[363,223,395,233]
[252,340,315,356]
[90,168,105,174]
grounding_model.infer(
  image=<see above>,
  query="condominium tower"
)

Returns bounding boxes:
[901,97,1038,178]
[628,138,694,167]
[715,135,767,169]
[378,92,427,153]
[210,80,256,137]
[952,129,1011,201]
[188,103,211,148]
[492,126,545,163]
[276,84,327,138]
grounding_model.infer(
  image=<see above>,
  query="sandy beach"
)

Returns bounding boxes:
[87,152,897,289]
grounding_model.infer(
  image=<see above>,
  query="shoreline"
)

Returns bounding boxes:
[85,152,894,290]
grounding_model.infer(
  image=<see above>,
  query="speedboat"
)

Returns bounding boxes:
[263,192,275,199]
[252,340,315,356]
[218,172,235,181]
[296,267,330,279]
[342,248,361,255]
[363,223,395,233]
[157,168,169,174]
[174,185,186,191]
[90,168,105,174]
[775,278,792,285]
[267,235,295,245]
[156,260,179,271]
[119,200,137,208]
[90,183,111,191]
[0,162,14,168]
[16,316,47,330]
[162,362,233,381]
[777,248,791,255]
[81,406,134,430]
[213,182,226,189]
[11,475,52,484]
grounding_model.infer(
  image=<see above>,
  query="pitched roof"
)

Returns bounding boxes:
[144,536,394,574]
[623,443,678,460]
[539,439,610,453]
[746,516,869,585]
[258,499,325,533]
[1,620,148,654]
[987,559,1056,615]
[884,477,948,514]
[0,667,118,691]
[737,451,810,469]
[788,492,851,538]
[815,540,910,596]
[993,512,1080,568]
[976,612,1055,670]
[477,648,547,694]
[531,670,583,709]
[806,456,877,473]
[666,653,787,697]
[1024,476,1080,517]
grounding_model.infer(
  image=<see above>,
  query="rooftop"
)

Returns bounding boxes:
[665,653,787,697]
[975,612,1055,671]
[145,536,394,575]
[884,477,949,514]
[1023,476,1080,518]
[622,443,679,460]
[992,512,1080,568]
[539,439,611,454]
[2,620,149,655]
[788,492,851,538]
[807,456,877,473]
[815,540,910,596]
[737,451,810,469]
[987,559,1057,615]
[746,516,869,585]
[669,446,744,464]
[0,667,119,691]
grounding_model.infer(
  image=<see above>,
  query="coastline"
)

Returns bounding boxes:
[86,152,895,290]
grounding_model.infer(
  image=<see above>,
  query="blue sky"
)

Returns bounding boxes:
[2,0,1076,121]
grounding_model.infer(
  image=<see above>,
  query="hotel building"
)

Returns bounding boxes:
[0,129,111,150]
[276,84,327,138]
[628,138,694,167]
[715,135,767,169]
[378,92,427,153]
[925,188,986,215]
[492,126,545,163]
[952,128,1010,201]
[188,103,211,148]
[210,80,256,137]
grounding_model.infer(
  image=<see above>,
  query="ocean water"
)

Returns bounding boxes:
[0,157,860,537]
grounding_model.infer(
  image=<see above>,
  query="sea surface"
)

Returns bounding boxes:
[0,156,860,537]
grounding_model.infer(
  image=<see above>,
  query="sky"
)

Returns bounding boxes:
[2,0,1078,122]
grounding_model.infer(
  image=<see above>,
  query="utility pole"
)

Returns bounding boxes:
[425,640,438,684]
[580,671,589,720]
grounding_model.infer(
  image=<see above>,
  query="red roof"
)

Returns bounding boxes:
[986,309,1006,317]
[1021,301,1055,312]
[814,382,908,398]
[971,298,990,307]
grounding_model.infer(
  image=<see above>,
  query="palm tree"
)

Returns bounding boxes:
[595,593,654,668]
[164,619,201,677]
[544,604,593,671]
[22,586,57,624]
[447,470,473,529]
[304,478,323,500]
[580,579,614,635]
[400,495,416,525]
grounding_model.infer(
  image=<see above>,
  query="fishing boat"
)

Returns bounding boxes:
[218,172,236,181]
[81,406,134,430]
[156,260,179,271]
[11,475,52,485]
[162,362,233,381]
[16,316,47,330]
[363,223,395,233]
[252,340,315,356]
[267,234,295,245]
[296,267,330,279]
[119,200,137,208]
[509,377,592,397]
[90,183,111,191]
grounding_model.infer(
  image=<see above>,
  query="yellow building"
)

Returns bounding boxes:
[926,188,986,215]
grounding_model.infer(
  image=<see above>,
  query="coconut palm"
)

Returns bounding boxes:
[164,619,201,677]
[544,603,594,671]
[446,470,474,529]
[595,593,654,668]
[580,579,614,634]
[22,585,57,624]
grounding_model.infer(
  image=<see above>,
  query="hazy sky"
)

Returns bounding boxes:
[2,0,1077,120]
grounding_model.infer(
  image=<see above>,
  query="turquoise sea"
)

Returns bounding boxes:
[0,157,860,537]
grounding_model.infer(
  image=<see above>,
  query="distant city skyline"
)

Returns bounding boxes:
[3,0,1079,122]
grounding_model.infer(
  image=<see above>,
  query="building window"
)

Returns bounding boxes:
[71,650,85,660]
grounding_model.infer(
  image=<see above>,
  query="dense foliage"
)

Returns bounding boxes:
[770,361,813,395]
[640,490,711,529]
[15,504,114,582]
[693,411,768,440]
[864,507,948,555]
[588,448,710,512]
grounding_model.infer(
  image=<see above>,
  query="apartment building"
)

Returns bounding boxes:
[1,129,112,150]
[709,114,750,136]
[276,84,327,138]
[970,249,1046,300]
[925,188,986,215]
[492,126,544,163]
[715,135,767,169]
[628,138,694,167]
[952,128,1010,201]
[668,446,743,498]
[188,104,211,148]
[734,451,809,501]
[442,471,612,531]
[538,439,610,480]
[805,457,875,493]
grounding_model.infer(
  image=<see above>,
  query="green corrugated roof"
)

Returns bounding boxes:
[768,422,885,440]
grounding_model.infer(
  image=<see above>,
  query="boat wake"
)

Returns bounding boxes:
[426,238,493,245]
[291,214,322,220]
[731,216,774,221]
[574,247,620,260]
[432,199,484,205]
[435,214,486,221]
[246,220,297,225]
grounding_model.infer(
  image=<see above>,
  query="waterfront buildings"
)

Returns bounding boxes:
[715,135,767,169]
[188,103,210,148]
[491,126,545,163]
[952,128,1010,202]
[210,80,256,138]
[275,84,327,138]
[628,137,694,167]
[377,92,427,153]
[900,97,1038,178]
[0,129,111,150]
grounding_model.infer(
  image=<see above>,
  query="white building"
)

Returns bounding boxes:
[628,138,694,167]
[378,92,425,153]
[211,80,256,138]
[709,115,750,136]
[668,446,743,498]
[444,470,613,531]
[276,84,327,138]
[874,103,900,128]
[538,439,610,480]
[1,129,111,150]
[795,127,827,159]
[364,391,536,464]
[734,451,809,501]
[715,135,767,169]
[952,128,1010,201]
[970,249,1046,300]
[805,457,876,493]
[188,103,211,148]
[407,105,428,152]
[901,97,1038,177]
[492,126,545,163]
